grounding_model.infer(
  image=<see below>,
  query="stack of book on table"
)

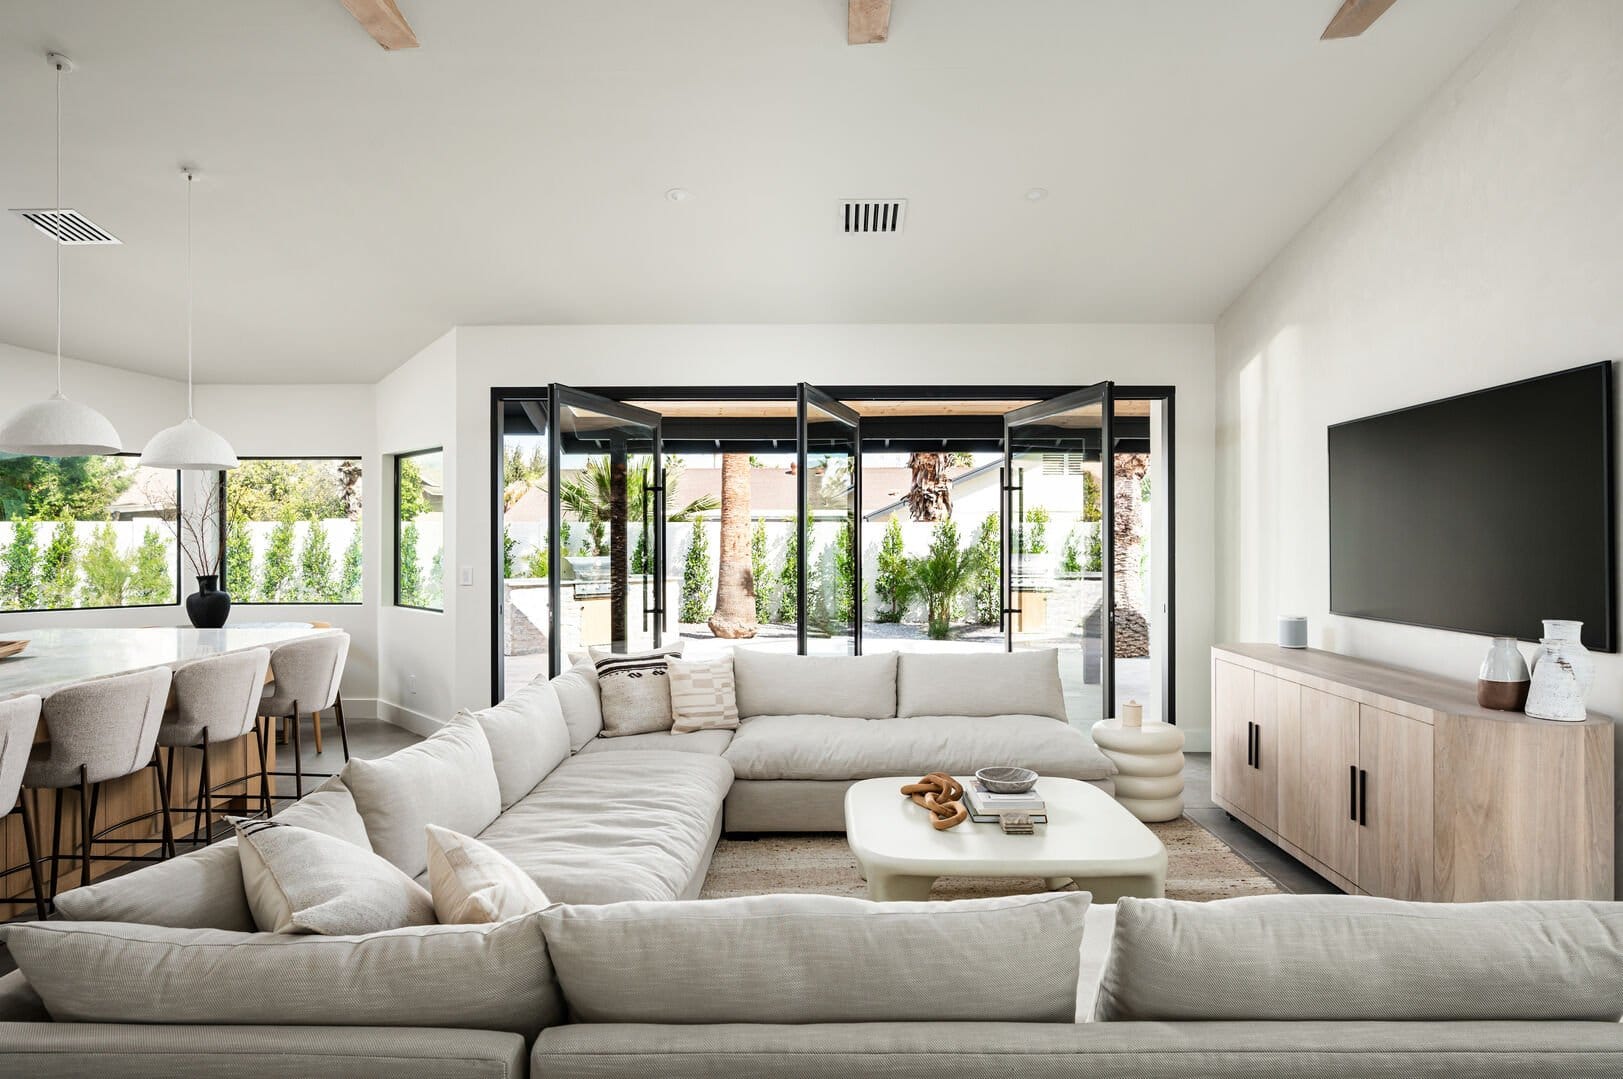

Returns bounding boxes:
[964,782,1047,824]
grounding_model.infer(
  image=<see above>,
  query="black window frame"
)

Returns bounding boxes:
[217,455,366,606]
[394,447,445,612]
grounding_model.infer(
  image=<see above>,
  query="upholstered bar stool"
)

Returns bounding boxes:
[260,632,350,800]
[0,695,47,920]
[157,648,273,851]
[23,667,174,896]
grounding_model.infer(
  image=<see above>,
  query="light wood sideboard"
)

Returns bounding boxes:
[1212,644,1614,901]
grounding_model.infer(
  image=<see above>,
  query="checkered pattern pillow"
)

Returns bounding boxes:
[666,656,740,733]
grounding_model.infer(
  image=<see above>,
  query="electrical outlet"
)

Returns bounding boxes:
[407,673,418,697]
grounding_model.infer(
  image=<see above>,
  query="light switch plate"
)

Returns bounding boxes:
[459,566,473,587]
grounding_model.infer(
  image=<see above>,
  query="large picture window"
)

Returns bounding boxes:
[395,449,444,611]
[0,454,181,612]
[222,458,363,604]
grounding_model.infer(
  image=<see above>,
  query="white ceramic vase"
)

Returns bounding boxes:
[1524,620,1595,722]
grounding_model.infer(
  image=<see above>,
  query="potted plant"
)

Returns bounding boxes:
[160,481,232,628]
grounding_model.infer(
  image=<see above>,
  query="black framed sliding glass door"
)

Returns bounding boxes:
[797,385,862,655]
[1004,382,1114,731]
[548,386,664,675]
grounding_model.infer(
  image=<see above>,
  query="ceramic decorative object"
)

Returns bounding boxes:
[185,574,232,629]
[1476,637,1529,711]
[1121,699,1144,728]
[974,766,1038,794]
[1524,619,1595,722]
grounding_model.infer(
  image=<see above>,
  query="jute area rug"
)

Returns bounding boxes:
[699,816,1282,902]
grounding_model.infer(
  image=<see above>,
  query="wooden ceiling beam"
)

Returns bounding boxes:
[1322,0,1398,40]
[848,0,891,46]
[340,0,420,51]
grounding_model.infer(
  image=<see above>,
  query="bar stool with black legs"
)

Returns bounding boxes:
[23,667,174,898]
[0,694,48,921]
[259,632,350,801]
[156,647,273,851]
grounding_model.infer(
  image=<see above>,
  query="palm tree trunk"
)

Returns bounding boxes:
[905,453,952,522]
[609,450,628,649]
[708,454,757,639]
[1112,452,1150,658]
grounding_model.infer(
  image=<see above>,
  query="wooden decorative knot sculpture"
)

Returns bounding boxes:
[900,772,968,830]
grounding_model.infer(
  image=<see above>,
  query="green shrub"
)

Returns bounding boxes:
[1024,506,1050,555]
[679,524,712,623]
[832,519,855,626]
[225,512,255,597]
[1060,526,1083,575]
[1,519,40,611]
[127,527,173,605]
[873,517,913,623]
[970,514,1001,624]
[79,523,129,607]
[261,514,297,602]
[777,526,799,623]
[339,525,363,602]
[299,518,336,601]
[1082,471,1101,523]
[40,515,77,609]
[397,521,423,605]
[910,520,981,640]
[751,520,773,622]
[503,525,518,579]
[1085,525,1103,573]
[425,547,444,608]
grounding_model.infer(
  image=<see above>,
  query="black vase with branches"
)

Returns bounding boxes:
[159,480,232,628]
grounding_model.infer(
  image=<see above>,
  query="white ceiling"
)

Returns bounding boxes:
[0,0,1517,384]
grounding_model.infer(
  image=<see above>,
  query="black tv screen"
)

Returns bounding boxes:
[1329,362,1615,652]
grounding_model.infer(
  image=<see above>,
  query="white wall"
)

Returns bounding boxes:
[0,342,381,708]
[448,323,1217,746]
[1215,2,1623,892]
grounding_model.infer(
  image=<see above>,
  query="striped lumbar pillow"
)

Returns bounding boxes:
[590,643,685,736]
[667,656,740,733]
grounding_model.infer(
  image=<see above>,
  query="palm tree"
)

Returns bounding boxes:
[1113,453,1150,658]
[558,455,716,555]
[905,452,952,522]
[708,453,757,639]
[910,520,983,640]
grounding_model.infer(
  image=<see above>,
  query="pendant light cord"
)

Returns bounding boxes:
[186,171,194,418]
[53,58,63,396]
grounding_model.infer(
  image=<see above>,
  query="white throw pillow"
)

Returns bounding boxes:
[552,660,604,752]
[426,824,551,924]
[667,656,740,732]
[590,642,685,737]
[459,677,570,808]
[234,818,435,935]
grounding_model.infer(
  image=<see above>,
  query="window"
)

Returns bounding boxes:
[395,449,444,611]
[0,454,181,612]
[222,458,363,604]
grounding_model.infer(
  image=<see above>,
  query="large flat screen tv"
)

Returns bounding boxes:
[1329,362,1615,652]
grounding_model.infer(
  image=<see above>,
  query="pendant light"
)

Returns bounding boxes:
[138,169,238,471]
[0,53,122,457]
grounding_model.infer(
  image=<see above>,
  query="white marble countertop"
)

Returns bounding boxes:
[0,623,335,701]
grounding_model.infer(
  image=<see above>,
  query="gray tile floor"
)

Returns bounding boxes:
[1183,752,1340,895]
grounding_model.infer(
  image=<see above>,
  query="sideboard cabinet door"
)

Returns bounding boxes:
[1356,705,1435,901]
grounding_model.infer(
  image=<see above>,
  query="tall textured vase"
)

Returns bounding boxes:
[186,574,232,629]
[1524,619,1594,722]
[1476,637,1529,710]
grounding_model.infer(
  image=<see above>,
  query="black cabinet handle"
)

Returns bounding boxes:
[1349,765,1357,821]
[1253,725,1261,770]
[1358,769,1368,826]
[1245,722,1254,767]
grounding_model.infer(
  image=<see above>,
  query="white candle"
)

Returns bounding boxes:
[1122,699,1143,728]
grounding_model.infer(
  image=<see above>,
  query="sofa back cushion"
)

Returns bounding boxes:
[1,913,563,1039]
[341,715,502,879]
[552,659,603,752]
[459,676,571,808]
[1096,894,1623,1022]
[732,650,898,719]
[51,779,370,931]
[539,890,1089,1023]
[896,649,1067,720]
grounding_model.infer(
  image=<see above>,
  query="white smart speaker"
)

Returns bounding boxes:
[1278,616,1308,648]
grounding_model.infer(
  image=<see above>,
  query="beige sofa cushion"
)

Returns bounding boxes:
[540,891,1090,1023]
[552,660,603,752]
[475,751,732,905]
[732,650,897,719]
[51,779,370,931]
[459,676,571,808]
[667,655,740,732]
[896,649,1068,720]
[592,643,686,736]
[1,913,564,1038]
[426,824,551,924]
[341,715,502,879]
[236,819,435,935]
[576,728,733,756]
[1096,894,1623,1022]
[723,713,1116,782]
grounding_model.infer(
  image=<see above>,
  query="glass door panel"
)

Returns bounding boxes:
[798,385,861,655]
[549,386,663,674]
[497,396,552,698]
[1004,383,1113,731]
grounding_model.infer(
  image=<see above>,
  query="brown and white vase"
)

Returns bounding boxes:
[1476,637,1529,711]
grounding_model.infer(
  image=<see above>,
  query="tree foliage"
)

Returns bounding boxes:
[1,518,39,611]
[910,519,983,640]
[0,455,132,521]
[776,526,799,624]
[397,521,423,606]
[970,513,1002,624]
[79,523,130,607]
[127,527,174,605]
[40,516,78,609]
[261,514,297,602]
[751,520,773,623]
[299,517,337,601]
[225,512,255,597]
[832,518,856,626]
[679,523,712,623]
[229,459,352,522]
[339,525,364,602]
[559,455,714,556]
[873,517,913,623]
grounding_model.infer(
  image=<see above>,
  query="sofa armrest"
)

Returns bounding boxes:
[0,1023,526,1079]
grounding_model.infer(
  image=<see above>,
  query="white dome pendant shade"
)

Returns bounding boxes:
[0,53,122,458]
[139,170,237,472]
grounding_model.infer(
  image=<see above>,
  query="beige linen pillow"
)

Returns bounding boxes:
[458,676,571,808]
[426,824,551,924]
[590,642,685,736]
[666,655,740,732]
[234,818,436,935]
[552,659,604,751]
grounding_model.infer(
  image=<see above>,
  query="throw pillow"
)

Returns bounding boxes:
[666,655,740,732]
[552,659,604,752]
[458,676,570,808]
[426,824,551,924]
[589,642,685,737]
[234,818,436,935]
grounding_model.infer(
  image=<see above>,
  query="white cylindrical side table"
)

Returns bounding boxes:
[1091,718,1185,822]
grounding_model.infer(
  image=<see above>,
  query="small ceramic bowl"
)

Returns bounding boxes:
[975,766,1038,794]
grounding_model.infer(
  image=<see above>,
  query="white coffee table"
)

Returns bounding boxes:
[844,776,1167,902]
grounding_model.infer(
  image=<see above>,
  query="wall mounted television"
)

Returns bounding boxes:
[1328,362,1616,652]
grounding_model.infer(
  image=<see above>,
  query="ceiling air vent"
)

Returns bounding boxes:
[842,199,906,234]
[11,208,122,245]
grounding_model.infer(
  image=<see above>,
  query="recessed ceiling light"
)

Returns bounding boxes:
[1025,187,1049,202]
[665,188,693,203]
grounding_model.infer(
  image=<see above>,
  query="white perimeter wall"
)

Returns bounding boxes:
[1214,1,1623,892]
[0,341,381,708]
